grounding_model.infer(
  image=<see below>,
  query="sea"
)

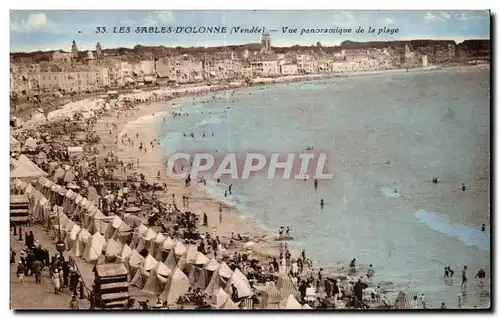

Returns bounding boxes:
[157,67,491,309]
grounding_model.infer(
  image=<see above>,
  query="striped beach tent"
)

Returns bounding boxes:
[261,282,281,309]
[277,272,298,299]
[395,287,420,309]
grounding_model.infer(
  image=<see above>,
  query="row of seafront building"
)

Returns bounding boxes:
[10,39,432,95]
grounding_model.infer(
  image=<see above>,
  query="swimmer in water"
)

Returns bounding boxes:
[481,224,486,231]
[320,199,324,209]
[432,177,438,184]
[462,183,466,191]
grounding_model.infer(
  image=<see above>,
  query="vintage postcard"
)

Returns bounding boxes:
[9,10,491,311]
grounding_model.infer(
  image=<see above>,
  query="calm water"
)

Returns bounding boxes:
[158,68,491,308]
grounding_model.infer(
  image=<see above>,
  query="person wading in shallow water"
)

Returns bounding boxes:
[461,265,468,290]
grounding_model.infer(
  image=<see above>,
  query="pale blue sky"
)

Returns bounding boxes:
[10,10,490,52]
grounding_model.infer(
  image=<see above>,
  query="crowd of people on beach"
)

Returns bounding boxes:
[10,82,489,310]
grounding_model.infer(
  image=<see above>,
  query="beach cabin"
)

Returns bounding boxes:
[10,194,30,226]
[93,263,129,309]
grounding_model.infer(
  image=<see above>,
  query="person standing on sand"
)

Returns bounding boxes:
[70,295,79,310]
[16,261,25,283]
[52,269,61,294]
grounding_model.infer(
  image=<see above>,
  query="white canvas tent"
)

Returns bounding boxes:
[143,254,159,271]
[141,262,171,295]
[10,136,21,153]
[130,266,149,289]
[104,238,123,260]
[159,267,191,305]
[212,287,230,308]
[279,295,302,310]
[128,249,145,278]
[71,228,91,257]
[11,155,48,179]
[225,268,252,299]
[218,262,233,279]
[82,232,106,262]
[118,244,132,261]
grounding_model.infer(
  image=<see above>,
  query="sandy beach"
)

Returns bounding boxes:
[93,93,285,262]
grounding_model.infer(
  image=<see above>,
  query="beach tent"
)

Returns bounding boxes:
[261,281,281,309]
[277,272,298,299]
[194,252,209,266]
[154,236,174,261]
[10,136,21,153]
[130,266,149,289]
[11,155,48,180]
[149,233,165,256]
[164,248,178,270]
[188,264,208,290]
[212,287,230,308]
[65,224,81,251]
[218,262,233,279]
[71,228,91,257]
[143,254,159,271]
[118,244,132,261]
[141,262,172,295]
[131,224,148,247]
[159,267,191,305]
[105,216,123,239]
[204,268,224,295]
[225,268,253,299]
[92,212,110,235]
[173,241,186,256]
[302,303,312,309]
[137,228,157,254]
[82,232,106,263]
[279,295,302,310]
[114,222,133,245]
[128,249,145,278]
[104,238,123,261]
[203,258,220,286]
[204,258,220,271]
